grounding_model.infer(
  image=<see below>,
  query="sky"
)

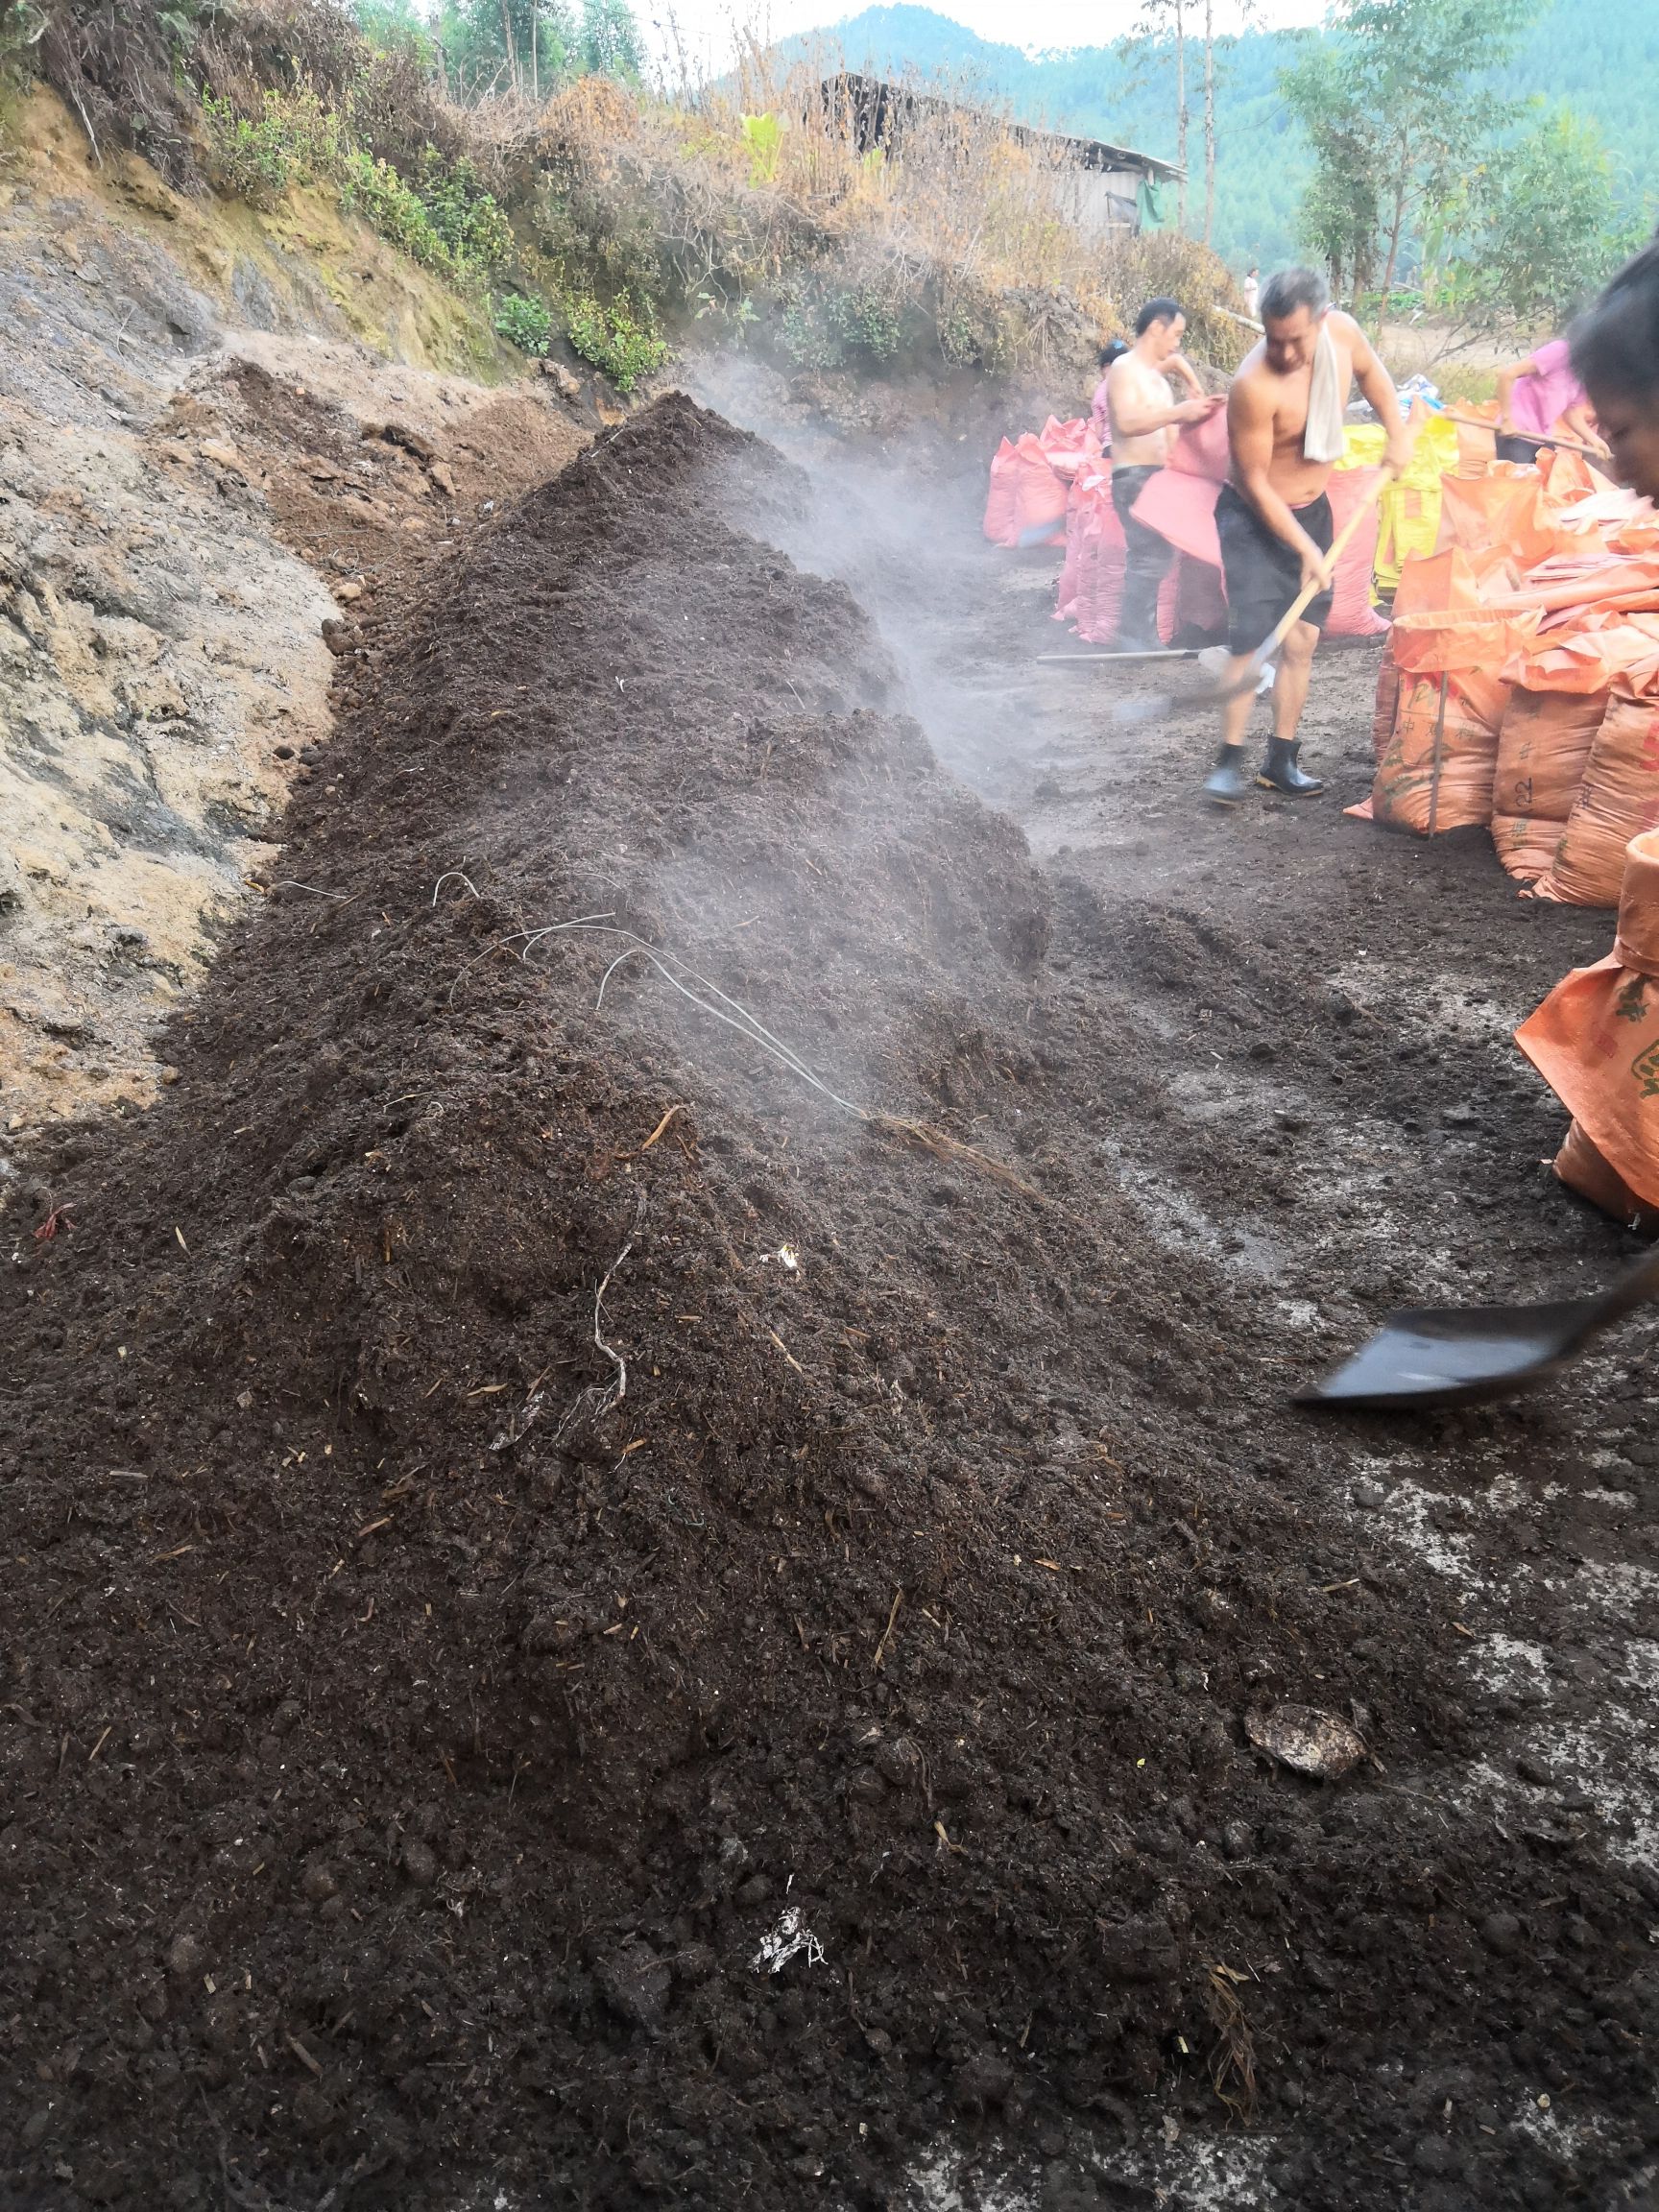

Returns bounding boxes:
[641,0,1330,82]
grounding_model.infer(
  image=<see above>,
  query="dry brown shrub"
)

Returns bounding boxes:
[196,0,481,181]
[28,0,201,183]
[528,53,1248,381]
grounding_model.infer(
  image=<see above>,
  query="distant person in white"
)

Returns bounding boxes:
[1242,267,1261,319]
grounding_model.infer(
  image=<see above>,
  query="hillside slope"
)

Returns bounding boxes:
[802,0,1659,268]
[0,88,594,1136]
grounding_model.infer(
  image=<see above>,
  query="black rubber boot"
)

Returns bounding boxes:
[1257,737,1325,797]
[1203,744,1252,806]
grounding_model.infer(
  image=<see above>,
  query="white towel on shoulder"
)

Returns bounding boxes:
[1304,320,1346,464]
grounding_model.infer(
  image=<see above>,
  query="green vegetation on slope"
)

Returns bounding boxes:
[805,0,1659,272]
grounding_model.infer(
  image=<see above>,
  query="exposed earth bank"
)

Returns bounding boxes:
[0,88,592,1135]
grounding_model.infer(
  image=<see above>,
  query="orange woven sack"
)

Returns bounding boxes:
[1516,828,1659,1231]
[1541,690,1659,906]
[1392,543,1520,618]
[1371,670,1505,833]
[1550,1121,1659,1235]
[1451,402,1498,473]
[1440,468,1558,569]
[1491,687,1609,881]
[1372,637,1400,763]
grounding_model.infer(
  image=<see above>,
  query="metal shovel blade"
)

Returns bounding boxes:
[1298,1247,1659,1412]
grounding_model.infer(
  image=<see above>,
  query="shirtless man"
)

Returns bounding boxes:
[1203,266,1409,805]
[1106,298,1225,651]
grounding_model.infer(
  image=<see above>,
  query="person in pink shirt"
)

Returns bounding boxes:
[1089,339,1129,443]
[1494,337,1608,465]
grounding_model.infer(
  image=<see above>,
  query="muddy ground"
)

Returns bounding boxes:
[2,381,1657,2212]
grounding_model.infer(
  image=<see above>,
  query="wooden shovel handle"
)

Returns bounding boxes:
[1246,457,1402,672]
[1441,410,1609,467]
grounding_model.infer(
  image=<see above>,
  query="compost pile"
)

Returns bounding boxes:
[2,397,1652,2211]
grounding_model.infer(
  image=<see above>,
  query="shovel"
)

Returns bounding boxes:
[1297,1244,1659,1412]
[1103,457,1404,730]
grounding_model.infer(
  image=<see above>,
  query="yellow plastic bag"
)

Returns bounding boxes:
[1363,415,1459,591]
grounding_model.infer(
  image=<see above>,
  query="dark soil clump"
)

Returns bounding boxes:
[2,394,1654,2210]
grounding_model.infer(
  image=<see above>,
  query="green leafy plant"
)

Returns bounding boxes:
[202,85,345,208]
[563,290,667,392]
[776,277,846,371]
[415,148,514,274]
[341,147,451,268]
[337,144,512,282]
[493,290,553,353]
[740,110,781,186]
[828,281,905,362]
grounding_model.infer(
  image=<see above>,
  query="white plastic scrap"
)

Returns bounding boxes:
[751,1905,826,1976]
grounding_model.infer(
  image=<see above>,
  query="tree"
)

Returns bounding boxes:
[1279,37,1382,302]
[1281,0,1537,316]
[1120,0,1190,233]
[1201,0,1214,244]
[436,0,576,98]
[577,0,643,83]
[1431,105,1643,337]
[350,0,436,49]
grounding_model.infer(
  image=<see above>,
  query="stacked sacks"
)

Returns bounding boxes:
[1053,453,1214,650]
[1490,686,1609,881]
[1496,581,1659,892]
[1517,827,1659,1234]
[1037,415,1101,485]
[1355,472,1659,894]
[1440,446,1606,573]
[1542,670,1659,905]
[985,418,1099,548]
[1362,549,1531,834]
[1057,464,1125,639]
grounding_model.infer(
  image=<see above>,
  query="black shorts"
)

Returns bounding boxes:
[1216,481,1334,658]
[1495,431,1546,466]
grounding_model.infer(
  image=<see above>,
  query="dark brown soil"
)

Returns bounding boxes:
[3,392,1657,2212]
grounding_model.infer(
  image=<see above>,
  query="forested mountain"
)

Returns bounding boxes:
[795,0,1657,271]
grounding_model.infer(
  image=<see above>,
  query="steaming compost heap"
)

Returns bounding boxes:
[2,397,1654,2210]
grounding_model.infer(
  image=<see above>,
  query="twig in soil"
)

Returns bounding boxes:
[591,1192,646,1407]
[872,1587,903,1672]
[553,1189,648,1451]
[767,1328,805,1375]
[270,880,353,902]
[430,870,480,906]
[457,913,1040,1200]
[622,1102,688,1157]
[1205,1962,1259,2122]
